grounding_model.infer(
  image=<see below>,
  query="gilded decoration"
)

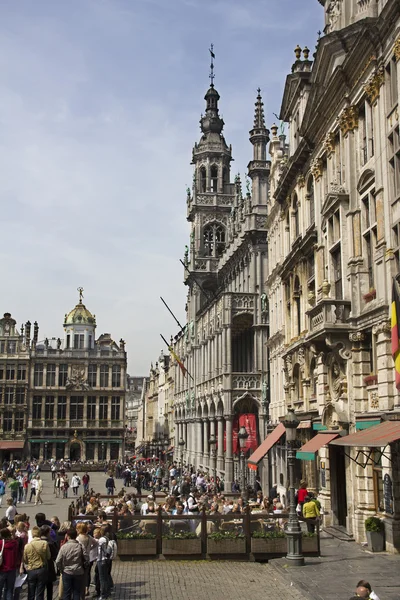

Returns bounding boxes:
[394,37,400,62]
[323,132,336,156]
[310,157,323,181]
[339,106,359,136]
[364,66,385,104]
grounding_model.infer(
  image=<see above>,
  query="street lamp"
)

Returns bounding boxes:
[178,437,185,480]
[101,442,105,462]
[208,434,217,489]
[283,407,304,566]
[44,441,48,462]
[238,425,249,501]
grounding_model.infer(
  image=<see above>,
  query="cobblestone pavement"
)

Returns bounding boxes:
[269,534,400,600]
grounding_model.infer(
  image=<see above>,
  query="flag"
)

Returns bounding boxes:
[209,47,215,59]
[169,347,187,377]
[391,276,400,390]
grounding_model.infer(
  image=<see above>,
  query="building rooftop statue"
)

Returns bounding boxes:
[64,287,96,326]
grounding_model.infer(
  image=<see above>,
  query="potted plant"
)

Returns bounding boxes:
[301,532,318,553]
[251,530,286,554]
[365,516,385,552]
[207,531,246,555]
[116,531,157,556]
[162,531,201,555]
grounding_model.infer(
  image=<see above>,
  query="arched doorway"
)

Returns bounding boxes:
[70,442,81,461]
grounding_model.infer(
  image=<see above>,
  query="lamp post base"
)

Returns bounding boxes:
[285,553,305,566]
[286,530,304,566]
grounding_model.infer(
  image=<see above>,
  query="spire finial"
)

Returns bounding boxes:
[209,44,215,86]
[77,286,84,304]
[253,88,265,129]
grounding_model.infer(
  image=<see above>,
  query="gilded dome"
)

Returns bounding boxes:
[64,302,96,326]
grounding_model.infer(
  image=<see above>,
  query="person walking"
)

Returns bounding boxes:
[81,473,90,494]
[105,475,115,496]
[0,477,5,507]
[22,474,29,503]
[62,476,70,499]
[29,478,37,503]
[70,474,80,496]
[5,498,17,525]
[8,477,19,506]
[302,495,320,533]
[96,526,112,600]
[0,527,19,600]
[54,474,62,499]
[34,476,43,506]
[55,528,89,600]
[23,526,50,600]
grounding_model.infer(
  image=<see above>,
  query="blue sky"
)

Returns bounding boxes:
[0,0,323,373]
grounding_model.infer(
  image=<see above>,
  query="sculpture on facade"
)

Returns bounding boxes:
[66,364,91,391]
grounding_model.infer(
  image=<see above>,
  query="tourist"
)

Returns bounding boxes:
[356,581,380,600]
[22,474,29,503]
[8,477,19,506]
[62,475,70,499]
[0,527,19,600]
[105,475,116,496]
[29,477,37,504]
[0,477,5,507]
[71,474,81,496]
[54,474,62,499]
[296,480,308,515]
[302,495,320,533]
[23,526,51,600]
[5,499,17,525]
[55,528,89,600]
[34,476,44,506]
[76,522,96,599]
[82,473,90,493]
[95,526,112,600]
[40,525,57,600]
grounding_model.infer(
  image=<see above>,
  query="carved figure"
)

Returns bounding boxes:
[331,361,345,400]
[66,364,91,391]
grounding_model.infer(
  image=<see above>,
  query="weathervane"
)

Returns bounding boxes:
[77,287,84,303]
[209,44,215,86]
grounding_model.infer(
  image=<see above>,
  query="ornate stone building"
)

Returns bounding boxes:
[27,292,127,461]
[172,80,270,491]
[0,313,30,462]
[266,0,400,550]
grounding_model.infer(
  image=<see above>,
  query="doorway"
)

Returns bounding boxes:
[70,443,81,461]
[330,445,347,527]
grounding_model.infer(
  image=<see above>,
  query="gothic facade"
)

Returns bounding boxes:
[267,0,400,550]
[172,83,270,491]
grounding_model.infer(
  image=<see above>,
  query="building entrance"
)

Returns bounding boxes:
[70,442,81,461]
[330,445,347,527]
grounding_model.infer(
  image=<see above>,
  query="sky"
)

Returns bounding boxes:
[0,0,323,374]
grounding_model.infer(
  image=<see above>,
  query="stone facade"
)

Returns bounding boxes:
[172,85,270,491]
[267,0,400,550]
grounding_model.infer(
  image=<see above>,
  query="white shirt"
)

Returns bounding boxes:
[370,592,380,600]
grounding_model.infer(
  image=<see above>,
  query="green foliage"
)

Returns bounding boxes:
[116,531,156,540]
[163,532,198,540]
[365,516,384,532]
[208,531,245,541]
[251,530,286,539]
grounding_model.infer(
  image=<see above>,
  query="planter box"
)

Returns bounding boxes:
[366,530,385,552]
[302,536,318,553]
[117,539,157,556]
[162,538,202,555]
[251,538,287,554]
[207,538,246,554]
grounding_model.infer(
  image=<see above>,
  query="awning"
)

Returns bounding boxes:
[330,420,400,447]
[29,439,68,443]
[297,420,312,429]
[296,433,339,460]
[248,422,285,470]
[0,441,25,450]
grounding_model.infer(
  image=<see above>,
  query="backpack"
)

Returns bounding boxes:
[0,481,5,496]
[107,539,118,560]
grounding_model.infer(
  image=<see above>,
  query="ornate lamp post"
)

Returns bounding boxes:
[178,437,185,480]
[283,408,304,566]
[238,425,249,501]
[208,434,217,488]
[44,441,48,462]
[101,442,105,462]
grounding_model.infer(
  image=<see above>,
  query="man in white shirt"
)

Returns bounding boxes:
[140,495,154,515]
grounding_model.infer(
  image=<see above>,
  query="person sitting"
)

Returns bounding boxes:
[356,581,380,600]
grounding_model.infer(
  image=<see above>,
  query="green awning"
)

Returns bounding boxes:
[29,439,68,443]
[355,420,381,431]
[84,439,122,444]
[312,423,327,431]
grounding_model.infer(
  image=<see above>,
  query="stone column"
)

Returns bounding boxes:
[217,417,224,472]
[203,418,209,467]
[226,327,232,372]
[195,418,202,465]
[225,416,234,490]
[94,443,98,462]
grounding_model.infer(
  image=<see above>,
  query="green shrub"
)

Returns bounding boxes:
[365,517,384,532]
[116,531,156,540]
[208,531,245,541]
[163,531,198,540]
[252,530,286,539]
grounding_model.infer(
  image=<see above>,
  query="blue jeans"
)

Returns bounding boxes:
[62,573,83,600]
[107,487,114,495]
[97,560,111,598]
[27,567,47,600]
[0,570,17,600]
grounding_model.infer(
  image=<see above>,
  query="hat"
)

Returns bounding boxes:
[147,495,154,500]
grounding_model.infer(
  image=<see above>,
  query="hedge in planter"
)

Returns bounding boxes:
[207,531,246,554]
[116,531,157,556]
[162,531,201,555]
[251,531,318,554]
[365,517,385,552]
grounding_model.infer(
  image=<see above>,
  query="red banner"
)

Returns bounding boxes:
[234,414,258,455]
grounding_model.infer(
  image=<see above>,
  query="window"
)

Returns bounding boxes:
[34,364,43,386]
[57,396,67,420]
[5,387,14,404]
[17,365,26,381]
[331,247,343,300]
[210,165,218,193]
[87,396,97,420]
[58,364,68,387]
[74,334,84,349]
[86,442,95,461]
[361,189,377,289]
[88,335,92,349]
[70,396,84,421]
[112,365,121,388]
[6,365,15,381]
[15,412,24,432]
[45,396,54,420]
[386,56,398,110]
[388,125,400,197]
[100,365,109,387]
[0,366,3,379]
[111,396,120,420]
[110,443,119,460]
[307,177,315,226]
[33,396,42,419]
[199,166,206,192]
[292,194,299,239]
[66,335,70,349]
[7,341,16,354]
[16,388,25,404]
[46,364,56,386]
[99,396,108,420]
[293,276,301,336]
[3,411,12,432]
[88,365,97,387]
[373,451,384,513]
[203,223,226,257]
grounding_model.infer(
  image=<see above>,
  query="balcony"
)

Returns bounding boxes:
[231,373,261,391]
[306,299,351,340]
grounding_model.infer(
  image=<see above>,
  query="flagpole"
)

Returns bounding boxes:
[160,297,185,332]
[159,334,194,381]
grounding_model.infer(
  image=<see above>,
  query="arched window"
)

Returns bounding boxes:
[293,276,301,336]
[203,223,226,257]
[293,364,303,401]
[307,176,315,226]
[223,167,229,192]
[199,166,206,193]
[211,165,218,193]
[292,194,299,239]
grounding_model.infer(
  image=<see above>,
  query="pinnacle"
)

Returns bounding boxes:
[253,88,266,129]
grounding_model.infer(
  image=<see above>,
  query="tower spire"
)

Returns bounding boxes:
[254,88,266,129]
[209,44,215,87]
